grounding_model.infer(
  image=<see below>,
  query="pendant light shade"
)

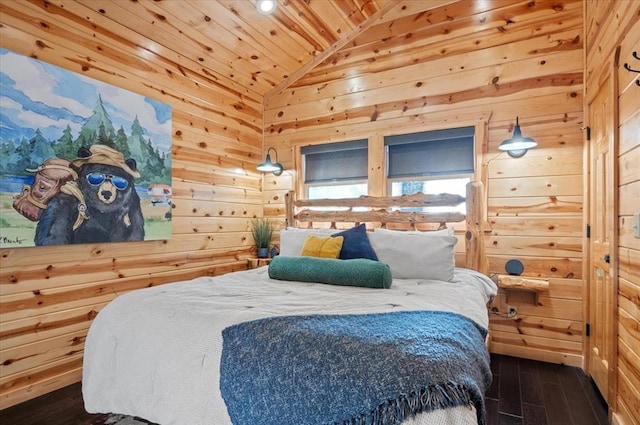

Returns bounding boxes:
[257,147,283,176]
[498,117,537,158]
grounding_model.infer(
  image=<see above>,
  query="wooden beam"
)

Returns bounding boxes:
[294,192,465,208]
[295,209,465,224]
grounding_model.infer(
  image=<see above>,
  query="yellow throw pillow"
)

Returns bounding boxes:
[300,235,344,259]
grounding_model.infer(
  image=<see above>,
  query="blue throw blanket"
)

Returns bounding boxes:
[220,310,491,425]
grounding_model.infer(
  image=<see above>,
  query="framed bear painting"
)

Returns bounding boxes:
[0,49,173,248]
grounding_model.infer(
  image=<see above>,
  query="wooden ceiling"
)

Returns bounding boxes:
[4,0,581,107]
[72,0,457,99]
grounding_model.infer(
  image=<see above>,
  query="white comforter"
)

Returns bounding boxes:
[82,267,497,425]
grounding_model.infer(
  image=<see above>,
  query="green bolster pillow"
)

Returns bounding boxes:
[268,256,392,289]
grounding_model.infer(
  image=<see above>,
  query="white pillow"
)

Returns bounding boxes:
[368,231,457,281]
[374,227,454,236]
[279,228,336,256]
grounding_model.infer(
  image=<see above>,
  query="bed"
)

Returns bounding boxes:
[82,181,496,425]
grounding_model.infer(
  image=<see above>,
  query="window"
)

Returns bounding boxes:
[302,140,368,199]
[385,127,475,212]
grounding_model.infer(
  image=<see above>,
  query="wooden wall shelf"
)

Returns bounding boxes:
[497,275,549,304]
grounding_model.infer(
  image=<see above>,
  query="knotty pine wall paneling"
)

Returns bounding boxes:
[586,2,640,424]
[0,1,263,408]
[1,0,636,416]
[264,0,586,366]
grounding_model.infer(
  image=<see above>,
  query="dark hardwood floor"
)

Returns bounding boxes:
[0,381,110,425]
[0,354,608,425]
[486,354,609,425]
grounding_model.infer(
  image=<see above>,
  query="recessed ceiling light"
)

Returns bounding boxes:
[256,0,277,15]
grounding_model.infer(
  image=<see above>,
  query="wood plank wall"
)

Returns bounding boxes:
[265,0,586,366]
[0,1,264,408]
[585,2,640,424]
[0,0,636,416]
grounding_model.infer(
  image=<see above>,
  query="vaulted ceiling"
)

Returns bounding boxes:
[74,0,458,99]
[3,0,581,113]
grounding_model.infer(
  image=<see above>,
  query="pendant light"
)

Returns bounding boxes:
[498,117,537,158]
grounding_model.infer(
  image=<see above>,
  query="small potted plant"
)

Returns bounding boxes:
[251,218,273,258]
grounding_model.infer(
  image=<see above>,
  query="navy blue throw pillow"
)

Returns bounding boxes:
[332,224,378,261]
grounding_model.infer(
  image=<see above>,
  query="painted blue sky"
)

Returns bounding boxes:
[0,48,172,153]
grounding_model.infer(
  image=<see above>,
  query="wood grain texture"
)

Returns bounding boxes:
[262,0,587,374]
[586,3,640,423]
[497,276,550,292]
[0,0,636,416]
[285,181,486,273]
[0,0,265,408]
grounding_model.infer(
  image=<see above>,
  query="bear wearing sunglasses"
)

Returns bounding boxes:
[35,145,145,245]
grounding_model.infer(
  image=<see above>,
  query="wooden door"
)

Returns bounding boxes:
[588,73,616,405]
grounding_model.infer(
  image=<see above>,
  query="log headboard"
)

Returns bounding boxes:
[285,181,488,275]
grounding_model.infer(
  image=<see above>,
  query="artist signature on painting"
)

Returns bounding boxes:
[1,236,27,245]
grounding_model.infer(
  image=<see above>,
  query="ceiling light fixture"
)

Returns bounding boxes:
[256,147,283,176]
[256,0,277,15]
[498,117,538,158]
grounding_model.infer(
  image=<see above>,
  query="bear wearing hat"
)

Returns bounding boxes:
[35,145,145,245]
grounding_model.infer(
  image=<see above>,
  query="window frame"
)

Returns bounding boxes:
[301,139,369,199]
[294,121,486,204]
[384,126,477,214]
